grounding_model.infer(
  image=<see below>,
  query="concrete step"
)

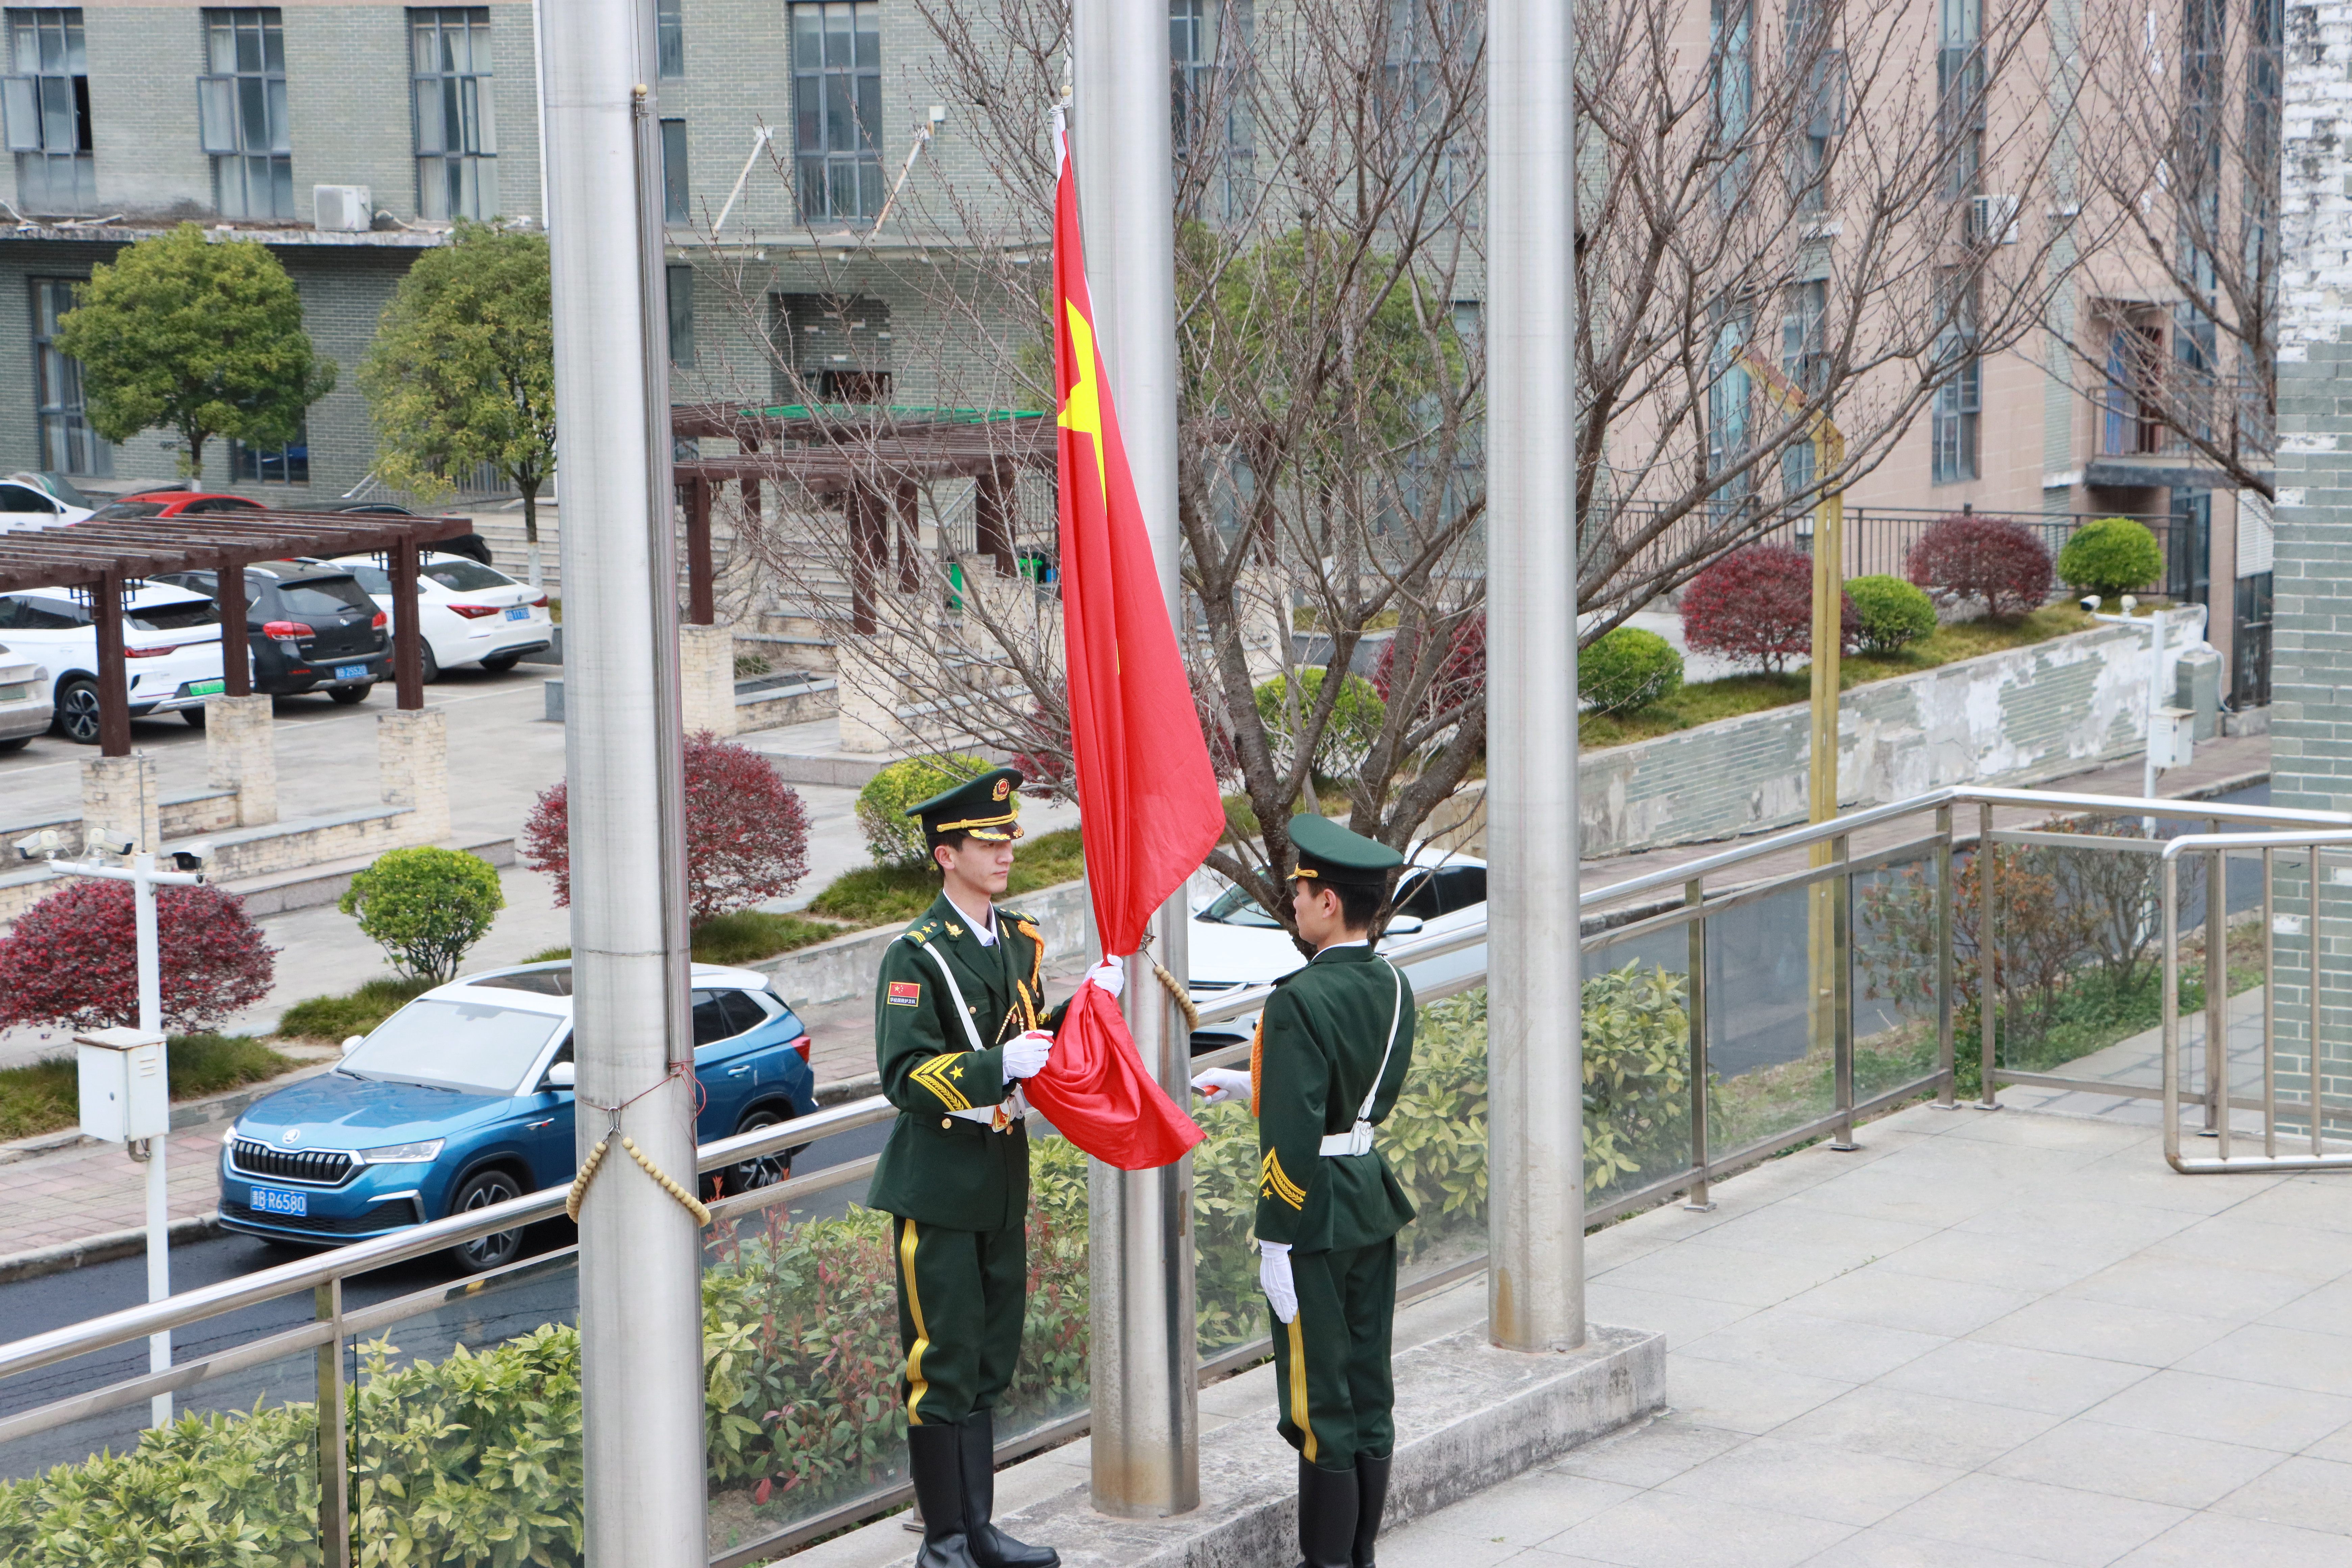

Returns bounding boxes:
[215,834,518,916]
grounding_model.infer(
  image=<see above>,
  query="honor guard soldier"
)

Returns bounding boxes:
[1192,815,1417,1568]
[869,766,1111,1568]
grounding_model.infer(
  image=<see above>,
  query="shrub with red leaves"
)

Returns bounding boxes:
[1006,705,1073,794]
[523,732,812,925]
[1680,545,1859,673]
[1373,613,1486,722]
[1904,514,2053,618]
[0,878,274,1032]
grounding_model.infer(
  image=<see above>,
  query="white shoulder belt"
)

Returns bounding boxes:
[1318,959,1404,1156]
[897,932,1026,1125]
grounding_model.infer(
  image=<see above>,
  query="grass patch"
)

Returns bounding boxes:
[0,1032,298,1142]
[275,977,436,1042]
[807,827,1087,930]
[524,914,856,969]
[1579,604,2095,751]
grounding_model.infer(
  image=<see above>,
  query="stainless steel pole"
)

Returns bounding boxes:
[1072,0,1198,1517]
[133,853,170,1427]
[540,4,705,1563]
[1486,0,1584,1352]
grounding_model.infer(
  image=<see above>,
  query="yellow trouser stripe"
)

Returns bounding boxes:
[901,1219,932,1425]
[1286,1315,1315,1463]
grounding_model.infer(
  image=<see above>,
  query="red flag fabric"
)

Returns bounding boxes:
[1019,116,1217,1172]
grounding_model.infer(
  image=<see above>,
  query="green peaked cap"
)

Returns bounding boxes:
[1288,813,1403,887]
[906,766,1027,844]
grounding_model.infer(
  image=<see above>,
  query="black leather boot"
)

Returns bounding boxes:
[1351,1453,1391,1567]
[907,1423,983,1568]
[958,1412,1059,1568]
[1296,1455,1360,1568]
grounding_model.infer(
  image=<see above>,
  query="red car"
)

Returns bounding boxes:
[99,490,269,519]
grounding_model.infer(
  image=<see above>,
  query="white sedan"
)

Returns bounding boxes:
[1186,851,1489,1049]
[0,585,226,743]
[323,552,554,681]
[0,473,94,533]
[0,640,52,751]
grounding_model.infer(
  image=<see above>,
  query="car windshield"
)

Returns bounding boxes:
[1198,885,1285,928]
[129,597,221,632]
[341,999,562,1094]
[341,562,392,594]
[279,577,375,617]
[88,502,165,521]
[421,559,512,592]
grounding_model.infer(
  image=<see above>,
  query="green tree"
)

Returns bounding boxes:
[53,224,336,483]
[339,846,506,984]
[361,221,557,586]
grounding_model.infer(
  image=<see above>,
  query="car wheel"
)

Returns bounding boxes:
[328,682,373,705]
[181,706,206,728]
[419,641,441,683]
[718,1108,793,1196]
[52,677,100,744]
[480,651,524,673]
[444,1168,526,1272]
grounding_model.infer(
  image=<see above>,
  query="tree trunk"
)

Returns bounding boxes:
[520,476,544,592]
[182,428,206,485]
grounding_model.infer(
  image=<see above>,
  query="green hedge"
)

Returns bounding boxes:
[1845,575,1937,656]
[854,755,992,868]
[1578,627,1684,714]
[2056,517,2164,598]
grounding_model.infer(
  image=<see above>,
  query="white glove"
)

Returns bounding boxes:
[1087,956,1126,1000]
[1000,1030,1053,1080]
[1190,1067,1253,1107]
[1259,1240,1297,1324]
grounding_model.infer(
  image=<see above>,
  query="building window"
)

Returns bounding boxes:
[789,1,879,223]
[30,277,107,476]
[660,117,688,223]
[667,263,694,366]
[1784,0,1841,214]
[1706,307,1754,520]
[1937,0,1983,200]
[1779,279,1828,497]
[2101,310,2164,455]
[2167,489,2211,608]
[657,0,683,78]
[412,8,496,222]
[1931,274,1979,484]
[229,423,308,484]
[198,9,292,220]
[1381,0,1473,217]
[3,10,93,216]
[1172,0,1255,219]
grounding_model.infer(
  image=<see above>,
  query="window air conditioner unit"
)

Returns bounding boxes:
[1967,193,2019,247]
[313,185,374,233]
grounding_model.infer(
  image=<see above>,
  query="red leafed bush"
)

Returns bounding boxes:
[523,732,812,925]
[0,878,274,1032]
[1373,612,1486,722]
[1904,514,2054,618]
[1680,545,1859,673]
[1007,705,1072,794]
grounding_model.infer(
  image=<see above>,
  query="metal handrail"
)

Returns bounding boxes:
[2159,828,2352,861]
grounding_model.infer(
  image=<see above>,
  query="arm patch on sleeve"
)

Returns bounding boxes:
[888,981,923,1007]
[1259,1149,1307,1208]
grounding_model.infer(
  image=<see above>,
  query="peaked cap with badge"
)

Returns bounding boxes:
[1287,812,1404,889]
[908,766,1028,851]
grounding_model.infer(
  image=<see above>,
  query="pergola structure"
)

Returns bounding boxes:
[0,511,475,754]
[670,402,1054,632]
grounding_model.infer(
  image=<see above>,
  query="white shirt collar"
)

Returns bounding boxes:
[1316,937,1370,955]
[945,889,997,945]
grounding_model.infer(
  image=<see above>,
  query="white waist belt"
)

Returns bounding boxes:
[1319,1123,1373,1157]
[946,1085,1029,1126]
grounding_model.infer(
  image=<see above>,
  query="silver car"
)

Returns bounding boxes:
[0,640,53,752]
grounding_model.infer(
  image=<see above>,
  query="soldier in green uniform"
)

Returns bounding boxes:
[869,766,1116,1568]
[1192,815,1417,1568]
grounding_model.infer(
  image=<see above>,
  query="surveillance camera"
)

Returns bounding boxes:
[2120,594,2139,615]
[12,830,53,861]
[2080,595,2100,614]
[83,833,134,858]
[171,842,213,874]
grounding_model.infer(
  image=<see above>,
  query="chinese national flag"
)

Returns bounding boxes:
[1020,118,1218,1171]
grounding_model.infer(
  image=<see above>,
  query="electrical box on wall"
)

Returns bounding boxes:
[2151,707,2197,771]
[77,1028,169,1143]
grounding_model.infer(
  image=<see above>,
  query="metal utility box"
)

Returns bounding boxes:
[76,1028,169,1143]
[2151,706,2197,770]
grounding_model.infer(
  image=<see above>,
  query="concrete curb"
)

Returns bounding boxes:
[983,1323,1665,1568]
[0,1212,224,1285]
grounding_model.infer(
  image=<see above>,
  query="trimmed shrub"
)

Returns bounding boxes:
[1680,544,1859,673]
[1578,627,1685,712]
[1846,574,1938,655]
[0,879,273,1033]
[1254,668,1388,775]
[1904,514,2053,617]
[2057,516,2165,598]
[852,752,993,867]
[339,846,505,984]
[526,732,814,919]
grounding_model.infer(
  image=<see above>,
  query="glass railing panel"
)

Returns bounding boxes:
[1850,842,1949,1102]
[1706,880,1836,1156]
[1581,931,1694,1212]
[1390,988,1491,1293]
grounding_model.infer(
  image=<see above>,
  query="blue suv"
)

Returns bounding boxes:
[219,961,819,1270]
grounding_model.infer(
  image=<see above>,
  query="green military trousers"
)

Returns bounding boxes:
[891,1214,1028,1426]
[1268,1237,1398,1471]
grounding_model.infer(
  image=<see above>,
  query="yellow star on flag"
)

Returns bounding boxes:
[1058,302,1110,509]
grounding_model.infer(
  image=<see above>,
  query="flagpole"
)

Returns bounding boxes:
[1071,0,1201,1520]
[1486,0,1584,1350]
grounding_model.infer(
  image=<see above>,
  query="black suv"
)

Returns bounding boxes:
[153,561,392,714]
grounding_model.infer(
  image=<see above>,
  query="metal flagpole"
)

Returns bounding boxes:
[1486,0,1585,1352]
[1071,0,1200,1518]
[539,1,707,1562]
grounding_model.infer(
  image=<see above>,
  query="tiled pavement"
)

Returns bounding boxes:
[1373,1097,2352,1568]
[0,1122,236,1253]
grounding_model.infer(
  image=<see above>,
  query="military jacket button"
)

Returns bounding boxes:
[941,1117,953,1129]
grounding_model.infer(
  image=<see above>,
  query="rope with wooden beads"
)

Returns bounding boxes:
[564,1132,712,1227]
[1152,958,1200,1035]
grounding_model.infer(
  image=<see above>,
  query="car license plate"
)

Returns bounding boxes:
[504,605,529,621]
[189,678,225,696]
[334,663,367,680]
[250,1185,308,1218]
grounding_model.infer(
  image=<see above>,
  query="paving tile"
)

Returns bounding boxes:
[1861,1227,2128,1296]
[1596,1241,1857,1309]
[1652,1434,1964,1527]
[2063,1149,2291,1215]
[1375,1524,1531,1568]
[2080,1369,2352,1454]
[1406,1472,1641,1548]
[2144,1216,2352,1284]
[1970,1294,2239,1368]
[2260,1278,2352,1339]
[1548,1414,1749,1489]
[1797,1526,2075,1567]
[1676,1204,1939,1269]
[2059,1252,2322,1323]
[1779,1266,2035,1339]
[2177,1323,2352,1398]
[2307,1419,2352,1464]
[2226,1177,2352,1235]
[1873,1338,2155,1417]
[1954,1196,2207,1253]
[1769,1385,2062,1470]
[1986,1415,2287,1508]
[1875,1472,2189,1567]
[2210,1454,2352,1536]
[2110,1511,2352,1567]
[1583,1281,1758,1348]
[1675,1308,1946,1385]
[1540,1491,1856,1568]
[1937,1111,2155,1155]
[1660,1352,1855,1435]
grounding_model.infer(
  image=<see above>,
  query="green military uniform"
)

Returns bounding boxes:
[1252,814,1415,1568]
[868,767,1062,1568]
